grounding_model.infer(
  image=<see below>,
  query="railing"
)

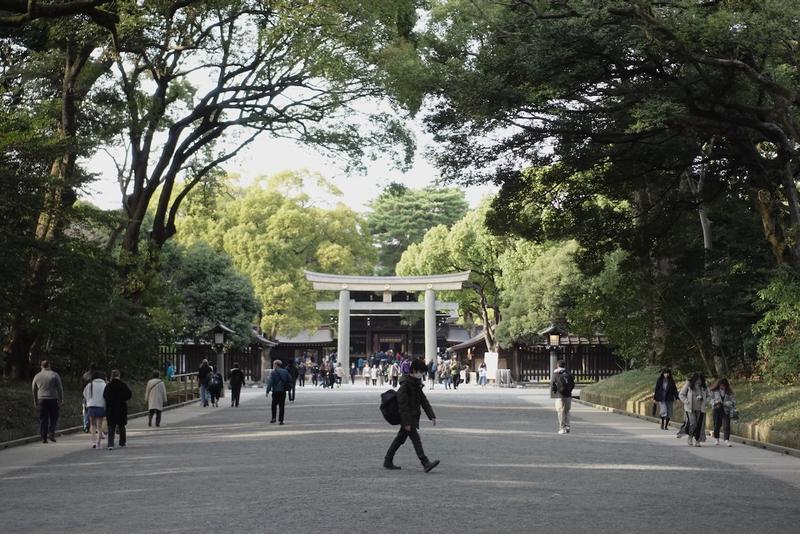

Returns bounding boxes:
[172,372,199,403]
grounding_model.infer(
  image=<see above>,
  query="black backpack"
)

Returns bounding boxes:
[380,389,401,425]
[556,371,575,396]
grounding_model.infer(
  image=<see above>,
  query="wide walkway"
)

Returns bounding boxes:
[2,384,799,533]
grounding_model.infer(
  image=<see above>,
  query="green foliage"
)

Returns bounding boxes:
[495,241,584,347]
[753,270,800,384]
[160,242,259,347]
[367,184,468,274]
[175,171,376,338]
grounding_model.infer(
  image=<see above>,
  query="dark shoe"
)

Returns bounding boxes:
[423,460,440,473]
[42,439,48,444]
[270,419,276,424]
[279,421,284,425]
[383,461,401,470]
[48,434,56,443]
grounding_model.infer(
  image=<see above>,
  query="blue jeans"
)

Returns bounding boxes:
[200,384,209,406]
[479,376,487,386]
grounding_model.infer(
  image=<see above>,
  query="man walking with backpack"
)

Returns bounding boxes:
[551,359,575,434]
[383,359,440,473]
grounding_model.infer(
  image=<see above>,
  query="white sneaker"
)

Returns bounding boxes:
[687,436,693,446]
[725,440,732,447]
[714,438,719,446]
[558,429,567,434]
[695,442,701,447]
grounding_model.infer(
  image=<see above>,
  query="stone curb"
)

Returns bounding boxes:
[0,398,199,450]
[574,398,800,459]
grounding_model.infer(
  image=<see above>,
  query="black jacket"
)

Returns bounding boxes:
[654,377,679,402]
[103,379,132,425]
[229,368,245,388]
[198,364,211,385]
[396,375,435,428]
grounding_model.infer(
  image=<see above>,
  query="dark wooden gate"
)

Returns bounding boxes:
[159,344,263,382]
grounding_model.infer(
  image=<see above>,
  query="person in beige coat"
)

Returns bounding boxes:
[145,370,168,427]
[678,372,711,447]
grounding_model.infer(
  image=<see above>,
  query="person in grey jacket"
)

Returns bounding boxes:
[265,360,291,425]
[32,360,64,444]
[678,372,711,447]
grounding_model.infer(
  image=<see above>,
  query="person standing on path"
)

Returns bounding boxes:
[679,372,711,447]
[297,360,306,387]
[428,359,437,390]
[384,359,440,473]
[550,359,575,434]
[265,360,291,425]
[390,361,400,388]
[364,364,371,385]
[198,359,212,407]
[31,360,64,444]
[370,363,379,386]
[229,363,245,407]
[478,363,488,387]
[334,363,344,388]
[83,372,107,449]
[653,368,680,430]
[349,362,357,385]
[311,362,320,387]
[103,370,132,450]
[450,359,460,389]
[145,371,168,426]
[710,378,736,447]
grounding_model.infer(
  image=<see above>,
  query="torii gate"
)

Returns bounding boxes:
[304,271,471,370]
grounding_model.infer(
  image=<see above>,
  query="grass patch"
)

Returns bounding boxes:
[0,378,188,443]
[582,369,800,434]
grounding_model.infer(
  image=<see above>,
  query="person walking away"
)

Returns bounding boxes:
[350,363,357,385]
[371,363,379,386]
[298,361,306,387]
[229,363,245,407]
[83,372,107,449]
[442,365,451,390]
[550,360,575,434]
[460,365,468,385]
[80,363,100,433]
[32,360,64,444]
[390,362,400,388]
[384,359,440,473]
[207,366,223,407]
[478,363,488,388]
[364,364,372,385]
[287,360,299,401]
[334,363,344,388]
[710,378,736,447]
[103,370,132,450]
[198,359,212,407]
[653,368,679,430]
[265,360,291,424]
[679,372,711,447]
[145,371,168,426]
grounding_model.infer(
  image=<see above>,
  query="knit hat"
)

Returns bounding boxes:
[400,360,412,375]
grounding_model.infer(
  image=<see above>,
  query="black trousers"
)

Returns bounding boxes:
[386,425,428,464]
[298,374,305,387]
[312,375,318,386]
[288,382,296,401]
[107,423,126,447]
[148,409,162,426]
[38,399,59,440]
[391,376,398,387]
[271,391,286,422]
[231,385,241,407]
[713,407,731,440]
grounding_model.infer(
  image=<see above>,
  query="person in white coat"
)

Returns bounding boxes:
[145,370,168,427]
[82,372,107,449]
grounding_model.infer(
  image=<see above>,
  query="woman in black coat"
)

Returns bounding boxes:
[653,368,680,430]
[103,369,132,449]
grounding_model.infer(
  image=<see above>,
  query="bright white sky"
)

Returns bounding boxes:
[81,115,497,213]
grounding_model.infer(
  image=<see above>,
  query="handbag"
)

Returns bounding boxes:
[728,404,740,421]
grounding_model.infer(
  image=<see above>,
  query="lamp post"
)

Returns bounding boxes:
[210,323,235,398]
[547,333,561,377]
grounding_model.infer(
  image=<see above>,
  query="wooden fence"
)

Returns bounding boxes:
[518,344,624,383]
[158,344,264,382]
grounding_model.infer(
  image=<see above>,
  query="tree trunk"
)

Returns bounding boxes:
[4,46,86,379]
[752,187,791,266]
